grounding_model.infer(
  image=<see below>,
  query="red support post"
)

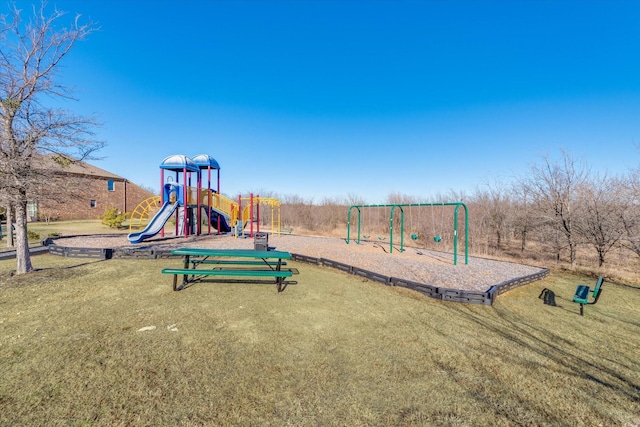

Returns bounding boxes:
[196,170,201,236]
[237,195,242,237]
[175,171,179,237]
[160,169,165,238]
[256,194,260,234]
[207,167,212,235]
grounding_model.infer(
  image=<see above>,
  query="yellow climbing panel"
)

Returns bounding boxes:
[128,195,162,232]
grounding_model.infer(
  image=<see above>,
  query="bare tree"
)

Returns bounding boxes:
[385,191,418,205]
[511,181,541,253]
[525,152,589,269]
[344,192,366,206]
[0,3,102,274]
[621,168,640,258]
[575,175,626,267]
[4,203,14,247]
[473,181,512,251]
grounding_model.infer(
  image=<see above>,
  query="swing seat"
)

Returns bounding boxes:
[411,233,419,240]
[433,235,442,242]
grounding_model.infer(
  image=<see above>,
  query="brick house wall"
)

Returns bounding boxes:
[37,177,153,221]
[32,157,154,221]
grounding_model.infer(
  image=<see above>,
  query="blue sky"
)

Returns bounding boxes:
[23,0,640,203]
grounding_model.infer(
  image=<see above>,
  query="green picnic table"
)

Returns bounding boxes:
[162,248,293,292]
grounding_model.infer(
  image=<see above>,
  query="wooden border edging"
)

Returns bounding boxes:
[45,245,181,260]
[292,253,549,306]
[0,246,49,261]
[48,246,113,260]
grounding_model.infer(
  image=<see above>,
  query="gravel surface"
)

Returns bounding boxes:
[52,233,546,292]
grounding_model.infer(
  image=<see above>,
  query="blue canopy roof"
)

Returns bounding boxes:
[191,154,220,170]
[159,154,198,172]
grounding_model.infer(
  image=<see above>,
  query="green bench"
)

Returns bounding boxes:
[162,268,292,291]
[162,248,293,292]
[189,259,287,267]
[572,276,604,316]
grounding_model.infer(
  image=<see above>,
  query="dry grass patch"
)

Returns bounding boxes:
[0,256,639,426]
[27,219,129,237]
[1,220,127,254]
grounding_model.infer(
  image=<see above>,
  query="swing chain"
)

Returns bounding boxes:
[431,203,444,243]
[409,204,419,240]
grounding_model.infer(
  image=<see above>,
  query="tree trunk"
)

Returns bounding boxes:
[6,204,14,248]
[568,240,576,270]
[597,248,605,267]
[14,198,33,274]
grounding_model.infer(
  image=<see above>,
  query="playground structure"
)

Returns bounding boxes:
[127,154,281,244]
[346,202,469,265]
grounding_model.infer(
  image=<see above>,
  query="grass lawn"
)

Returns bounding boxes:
[1,220,125,253]
[1,219,171,253]
[1,254,639,426]
[27,219,126,237]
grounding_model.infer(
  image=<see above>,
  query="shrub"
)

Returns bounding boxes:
[27,230,41,240]
[101,207,129,229]
[47,232,61,237]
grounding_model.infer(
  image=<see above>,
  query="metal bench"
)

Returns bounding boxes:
[573,276,604,316]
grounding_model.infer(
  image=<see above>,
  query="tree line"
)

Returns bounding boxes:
[258,151,639,279]
[471,151,639,270]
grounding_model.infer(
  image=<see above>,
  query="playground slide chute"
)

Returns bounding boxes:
[204,206,232,233]
[127,202,179,244]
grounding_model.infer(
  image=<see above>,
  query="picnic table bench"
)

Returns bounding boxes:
[573,276,604,316]
[162,248,293,292]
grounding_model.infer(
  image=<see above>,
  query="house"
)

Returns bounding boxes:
[30,155,154,221]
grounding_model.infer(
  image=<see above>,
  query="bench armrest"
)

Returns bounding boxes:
[590,277,605,305]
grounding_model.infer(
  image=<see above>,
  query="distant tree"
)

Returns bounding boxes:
[344,192,366,206]
[137,183,158,196]
[575,174,626,267]
[385,192,417,205]
[473,181,512,251]
[524,152,589,269]
[280,194,315,230]
[0,2,102,274]
[313,197,342,232]
[621,168,640,258]
[511,181,541,252]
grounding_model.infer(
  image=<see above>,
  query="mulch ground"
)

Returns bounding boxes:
[52,233,546,292]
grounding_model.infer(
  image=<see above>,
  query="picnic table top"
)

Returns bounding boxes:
[171,248,292,259]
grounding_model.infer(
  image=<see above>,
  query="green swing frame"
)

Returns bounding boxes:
[346,202,469,265]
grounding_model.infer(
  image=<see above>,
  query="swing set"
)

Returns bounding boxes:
[346,202,469,265]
